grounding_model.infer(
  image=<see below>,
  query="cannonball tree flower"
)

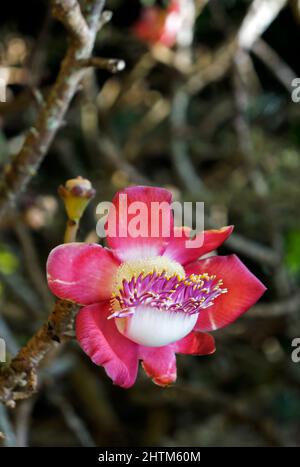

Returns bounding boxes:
[47,186,266,388]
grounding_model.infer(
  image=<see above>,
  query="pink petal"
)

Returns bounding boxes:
[76,302,139,388]
[139,345,177,387]
[106,186,174,262]
[185,255,267,332]
[173,331,216,355]
[163,225,234,265]
[47,243,119,305]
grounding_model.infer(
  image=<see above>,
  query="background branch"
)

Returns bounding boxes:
[0,0,104,220]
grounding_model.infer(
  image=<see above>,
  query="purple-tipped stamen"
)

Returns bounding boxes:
[109,271,227,319]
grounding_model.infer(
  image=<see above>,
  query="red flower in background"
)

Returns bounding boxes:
[47,186,266,388]
[132,0,183,47]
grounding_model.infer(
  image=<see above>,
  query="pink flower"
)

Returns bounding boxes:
[47,186,266,388]
[132,0,183,47]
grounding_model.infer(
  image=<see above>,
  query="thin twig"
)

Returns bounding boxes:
[225,232,281,266]
[170,89,204,193]
[81,71,151,184]
[252,39,297,93]
[78,57,126,73]
[15,398,35,447]
[0,404,16,446]
[0,272,43,318]
[48,390,96,446]
[14,220,52,309]
[250,292,300,318]
[232,49,269,197]
[238,0,287,50]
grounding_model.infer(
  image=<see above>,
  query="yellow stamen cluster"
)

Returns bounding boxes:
[112,256,185,295]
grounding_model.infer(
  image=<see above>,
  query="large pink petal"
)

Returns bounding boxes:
[47,243,119,305]
[185,255,266,332]
[173,331,216,355]
[163,225,234,265]
[76,302,139,388]
[139,345,177,387]
[106,186,174,262]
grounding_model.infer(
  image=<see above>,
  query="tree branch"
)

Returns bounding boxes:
[0,0,104,220]
[52,0,91,45]
[0,300,79,407]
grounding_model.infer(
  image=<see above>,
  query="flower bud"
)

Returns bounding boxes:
[58,176,95,221]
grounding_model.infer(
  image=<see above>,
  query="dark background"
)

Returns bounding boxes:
[0,0,300,447]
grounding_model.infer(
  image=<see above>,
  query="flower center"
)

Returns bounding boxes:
[110,257,227,347]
